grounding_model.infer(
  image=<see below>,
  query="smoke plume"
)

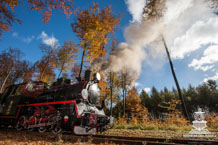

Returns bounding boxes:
[92,0,218,82]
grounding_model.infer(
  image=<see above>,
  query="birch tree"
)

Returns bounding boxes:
[55,40,79,78]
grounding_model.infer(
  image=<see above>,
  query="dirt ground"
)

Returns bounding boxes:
[0,128,217,145]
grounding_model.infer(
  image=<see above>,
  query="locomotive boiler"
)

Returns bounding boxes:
[0,70,112,135]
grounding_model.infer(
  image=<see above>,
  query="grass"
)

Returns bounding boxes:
[113,121,192,132]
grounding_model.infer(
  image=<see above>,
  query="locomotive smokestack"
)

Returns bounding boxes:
[84,70,91,81]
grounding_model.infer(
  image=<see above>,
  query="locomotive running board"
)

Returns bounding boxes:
[74,126,96,135]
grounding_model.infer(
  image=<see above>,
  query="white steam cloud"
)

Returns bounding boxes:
[124,0,146,23]
[92,0,218,83]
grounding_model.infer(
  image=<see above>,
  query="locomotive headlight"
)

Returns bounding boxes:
[96,73,101,81]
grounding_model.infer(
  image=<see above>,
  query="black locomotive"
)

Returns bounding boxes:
[0,70,112,135]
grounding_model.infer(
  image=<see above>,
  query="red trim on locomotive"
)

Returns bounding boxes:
[16,107,22,119]
[16,100,82,119]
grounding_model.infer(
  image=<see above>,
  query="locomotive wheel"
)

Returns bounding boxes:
[38,126,46,133]
[27,116,36,131]
[15,116,25,131]
[52,123,62,134]
[38,118,46,133]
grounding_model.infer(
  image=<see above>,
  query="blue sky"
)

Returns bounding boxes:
[0,0,218,93]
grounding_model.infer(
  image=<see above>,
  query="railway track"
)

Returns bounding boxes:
[60,132,218,144]
[1,128,218,145]
[62,134,177,145]
[93,134,218,145]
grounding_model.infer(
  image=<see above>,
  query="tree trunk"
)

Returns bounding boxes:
[122,73,126,117]
[58,62,65,79]
[161,36,190,121]
[0,70,11,93]
[110,72,114,116]
[40,58,50,81]
[78,49,86,79]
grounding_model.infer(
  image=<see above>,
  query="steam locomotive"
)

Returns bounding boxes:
[0,70,112,135]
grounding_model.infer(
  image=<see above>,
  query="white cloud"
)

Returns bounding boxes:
[39,31,48,38]
[38,31,59,48]
[22,36,35,43]
[169,18,218,59]
[125,0,146,23]
[204,72,218,82]
[188,45,218,71]
[12,32,35,43]
[12,32,18,37]
[143,87,151,93]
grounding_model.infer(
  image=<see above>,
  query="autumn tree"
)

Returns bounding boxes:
[71,63,80,80]
[71,3,120,78]
[0,0,21,37]
[0,48,33,93]
[9,60,33,84]
[126,87,149,124]
[34,44,57,82]
[22,62,35,82]
[0,48,22,93]
[34,58,55,84]
[55,40,79,78]
[0,0,75,37]
[120,70,133,116]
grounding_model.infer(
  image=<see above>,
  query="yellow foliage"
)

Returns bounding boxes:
[206,112,218,130]
[126,87,150,124]
[159,99,188,126]
[72,2,120,62]
[56,40,79,75]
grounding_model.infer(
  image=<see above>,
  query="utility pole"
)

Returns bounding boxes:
[162,36,190,122]
[110,72,114,116]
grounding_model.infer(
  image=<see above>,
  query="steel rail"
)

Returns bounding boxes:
[0,128,218,145]
[94,134,218,145]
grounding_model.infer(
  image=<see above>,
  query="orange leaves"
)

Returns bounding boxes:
[0,0,20,36]
[0,22,10,34]
[28,0,75,24]
[42,10,52,24]
[72,3,120,63]
[7,0,18,12]
[0,0,76,37]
